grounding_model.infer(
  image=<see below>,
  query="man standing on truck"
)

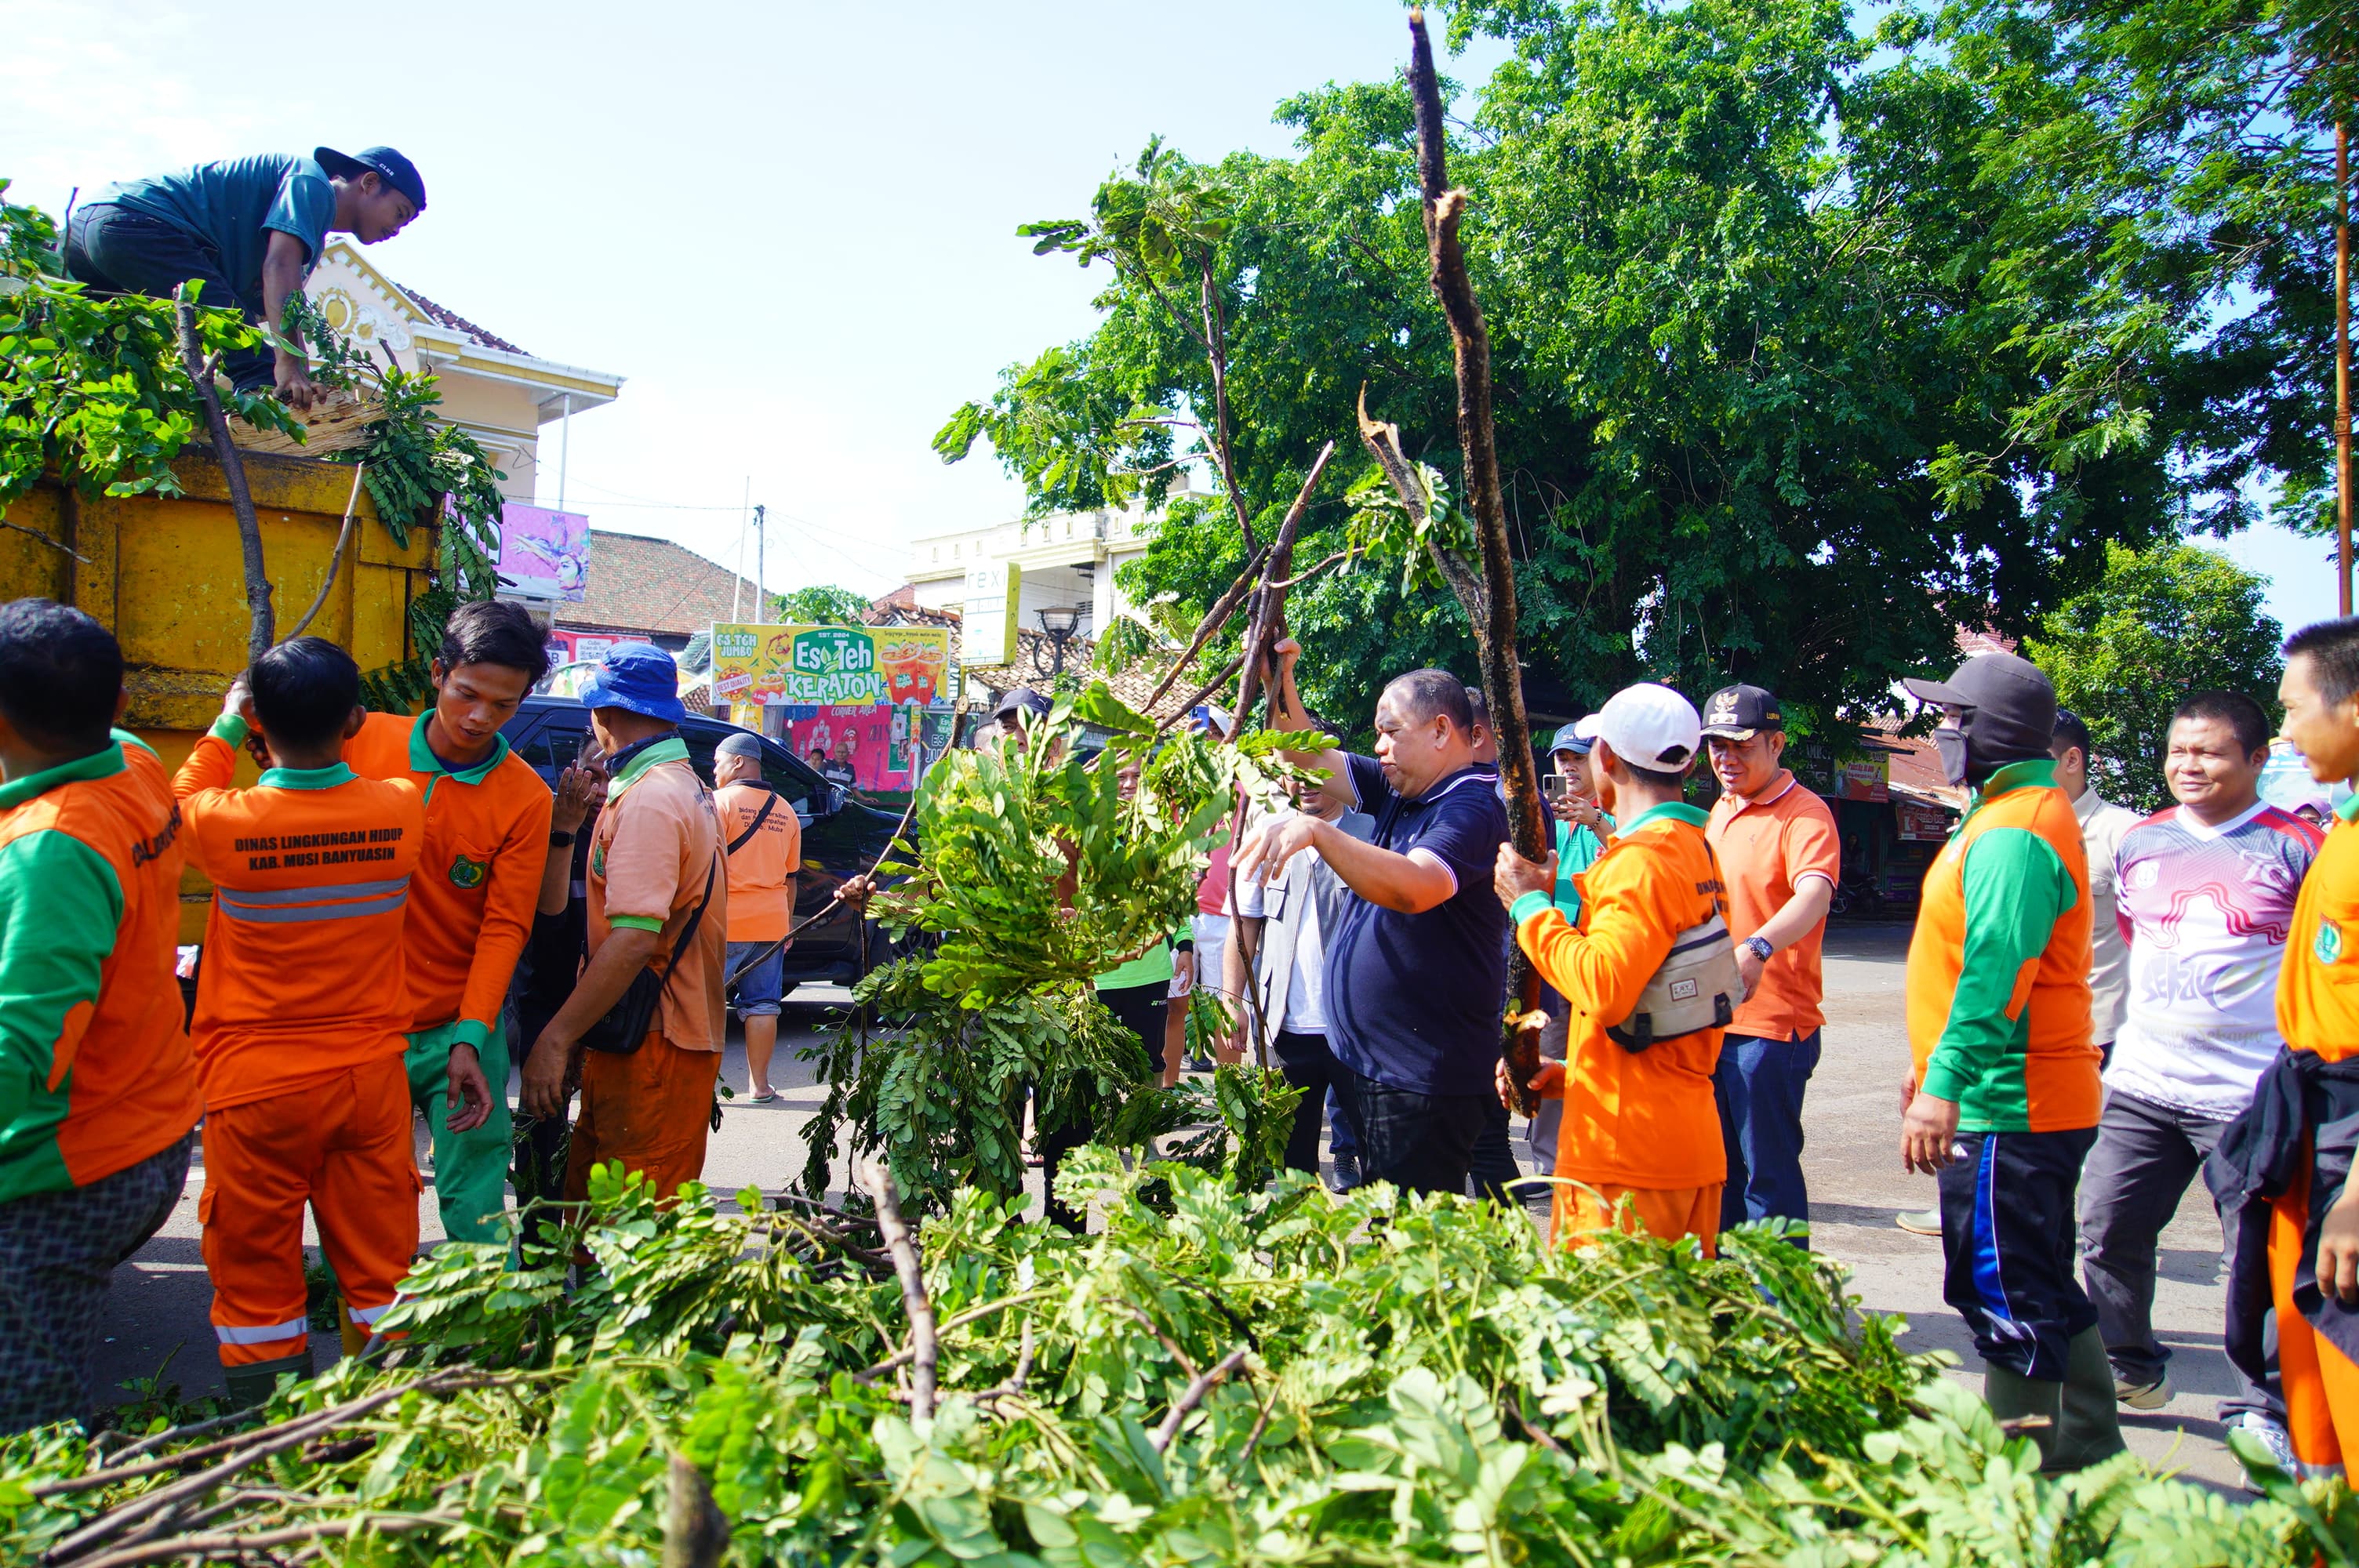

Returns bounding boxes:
[176,639,475,1407]
[343,601,552,1246]
[0,601,202,1435]
[64,147,426,410]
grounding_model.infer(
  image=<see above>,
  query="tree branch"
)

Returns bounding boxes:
[281,463,365,642]
[1142,545,1270,712]
[853,1154,936,1421]
[1150,1345,1252,1452]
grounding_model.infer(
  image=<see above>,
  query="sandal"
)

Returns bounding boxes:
[751,1088,778,1104]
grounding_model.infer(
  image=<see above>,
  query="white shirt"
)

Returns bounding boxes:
[2073,786,2140,1044]
[2106,799,2322,1119]
[1235,829,1328,1035]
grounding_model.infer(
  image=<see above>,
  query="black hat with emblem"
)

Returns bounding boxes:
[1699,683,1783,741]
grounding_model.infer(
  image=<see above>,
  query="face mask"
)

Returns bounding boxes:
[1936,727,1971,788]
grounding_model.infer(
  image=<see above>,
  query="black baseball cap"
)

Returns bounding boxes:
[1700,683,1783,741]
[1901,653,2057,751]
[991,686,1051,722]
[315,146,427,212]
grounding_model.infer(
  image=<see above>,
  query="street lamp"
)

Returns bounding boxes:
[1034,605,1085,679]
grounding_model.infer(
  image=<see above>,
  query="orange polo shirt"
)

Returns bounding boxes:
[1707,768,1840,1040]
[343,711,551,1047]
[174,720,424,1109]
[2278,796,2359,1065]
[588,737,728,1051]
[1511,802,1729,1189]
[715,781,801,943]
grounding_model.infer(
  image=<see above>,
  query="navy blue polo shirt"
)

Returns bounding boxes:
[1324,753,1510,1097]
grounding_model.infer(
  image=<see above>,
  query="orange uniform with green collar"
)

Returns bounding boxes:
[1903,758,2099,1133]
[1509,803,1730,1191]
[342,712,551,1050]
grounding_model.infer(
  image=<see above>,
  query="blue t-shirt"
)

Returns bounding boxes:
[1324,753,1510,1097]
[104,154,336,307]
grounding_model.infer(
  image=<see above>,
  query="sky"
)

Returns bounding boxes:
[2,0,1506,601]
[2,0,2330,636]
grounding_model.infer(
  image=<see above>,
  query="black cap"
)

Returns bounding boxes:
[315,146,426,212]
[1700,683,1783,740]
[1902,653,2056,753]
[991,686,1051,722]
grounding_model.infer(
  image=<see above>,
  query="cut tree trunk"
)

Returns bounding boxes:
[173,287,274,665]
[1404,7,1549,1112]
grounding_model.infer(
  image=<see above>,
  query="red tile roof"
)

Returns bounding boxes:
[558,531,762,640]
[397,283,529,358]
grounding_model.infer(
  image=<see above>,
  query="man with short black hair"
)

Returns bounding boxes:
[2077,688,2310,1458]
[1242,644,1509,1196]
[714,731,800,1103]
[343,599,554,1247]
[65,147,425,409]
[175,637,442,1405]
[2226,617,2359,1478]
[1701,683,1839,1237]
[0,601,201,1434]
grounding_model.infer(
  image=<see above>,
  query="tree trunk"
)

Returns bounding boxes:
[1406,8,1548,1112]
[173,288,274,664]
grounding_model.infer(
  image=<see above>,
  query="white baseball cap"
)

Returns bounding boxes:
[1576,683,1702,771]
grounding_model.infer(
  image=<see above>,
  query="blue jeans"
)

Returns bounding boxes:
[1714,1029,1821,1236]
[725,941,785,1018]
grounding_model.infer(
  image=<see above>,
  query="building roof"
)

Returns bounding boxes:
[397,283,529,357]
[559,531,762,641]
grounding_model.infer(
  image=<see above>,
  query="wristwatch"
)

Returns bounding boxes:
[1742,935,1774,963]
[549,829,576,848]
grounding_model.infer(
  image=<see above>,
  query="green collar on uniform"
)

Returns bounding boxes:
[2338,791,2359,825]
[407,711,509,785]
[1619,800,1709,834]
[0,741,125,809]
[1974,757,2057,802]
[260,761,357,790]
[609,735,689,799]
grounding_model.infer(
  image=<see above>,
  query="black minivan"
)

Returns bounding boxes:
[500,695,909,994]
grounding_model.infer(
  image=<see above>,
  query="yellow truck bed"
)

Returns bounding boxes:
[2,449,435,939]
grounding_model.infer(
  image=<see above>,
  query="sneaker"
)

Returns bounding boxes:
[1327,1150,1362,1194]
[1895,1207,1942,1236]
[2114,1375,2171,1410]
[2231,1412,2297,1490]
[1185,1054,1216,1074]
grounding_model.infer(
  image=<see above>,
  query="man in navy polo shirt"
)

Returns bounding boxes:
[1238,641,1510,1196]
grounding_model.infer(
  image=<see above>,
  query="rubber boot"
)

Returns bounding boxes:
[339,1302,368,1359]
[2049,1327,2129,1472]
[223,1348,312,1411]
[1981,1363,2063,1468]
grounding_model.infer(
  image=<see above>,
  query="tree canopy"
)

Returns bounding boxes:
[936,0,2350,742]
[771,583,873,626]
[2023,540,2286,811]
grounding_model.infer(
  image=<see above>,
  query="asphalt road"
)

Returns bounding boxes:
[91,925,2248,1488]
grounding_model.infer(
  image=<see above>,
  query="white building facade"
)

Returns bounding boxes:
[903,482,1199,642]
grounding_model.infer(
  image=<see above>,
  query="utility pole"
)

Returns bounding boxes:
[754,504,767,621]
[2338,117,2353,618]
[731,476,749,624]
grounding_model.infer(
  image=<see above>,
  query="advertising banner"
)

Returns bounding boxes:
[496,503,589,602]
[963,561,1021,666]
[710,622,952,793]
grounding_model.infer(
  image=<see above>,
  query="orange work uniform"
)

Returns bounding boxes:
[562,735,727,1203]
[176,718,425,1378]
[343,711,551,1243]
[0,731,200,1203]
[2268,793,2359,1474]
[715,779,800,945]
[1510,802,1728,1252]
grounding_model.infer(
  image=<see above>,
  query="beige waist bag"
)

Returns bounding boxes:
[1605,911,1742,1053]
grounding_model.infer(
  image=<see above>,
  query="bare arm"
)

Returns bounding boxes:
[260,230,321,410]
[518,927,659,1116]
[1267,639,1352,810]
[1237,815,1454,916]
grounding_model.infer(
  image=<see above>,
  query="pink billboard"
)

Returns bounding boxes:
[496,503,589,603]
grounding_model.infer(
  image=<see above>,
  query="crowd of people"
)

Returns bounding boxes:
[12,593,2359,1491]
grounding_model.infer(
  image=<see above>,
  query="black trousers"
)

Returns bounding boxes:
[1938,1126,2100,1381]
[1273,1030,1349,1175]
[2077,1089,2280,1420]
[1336,1063,1486,1198]
[64,204,274,390]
